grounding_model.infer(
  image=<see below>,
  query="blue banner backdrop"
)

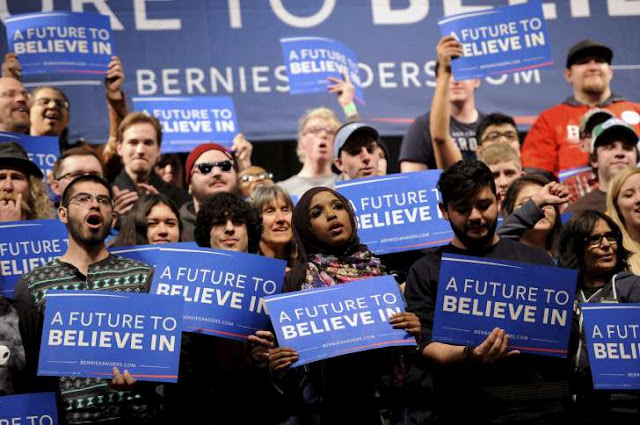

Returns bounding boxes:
[1,1,638,142]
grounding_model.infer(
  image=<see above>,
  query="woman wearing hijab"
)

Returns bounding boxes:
[269,187,419,425]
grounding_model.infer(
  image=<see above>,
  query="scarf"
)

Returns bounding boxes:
[301,249,385,290]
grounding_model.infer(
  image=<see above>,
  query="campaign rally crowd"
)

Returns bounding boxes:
[1,23,640,425]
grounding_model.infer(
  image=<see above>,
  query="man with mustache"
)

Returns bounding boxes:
[180,143,239,241]
[14,175,160,424]
[403,160,569,424]
[566,118,639,214]
[0,142,54,222]
[522,40,640,204]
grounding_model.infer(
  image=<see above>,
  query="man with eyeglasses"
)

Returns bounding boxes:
[476,113,521,158]
[0,77,29,134]
[14,175,160,425]
[111,112,189,216]
[566,118,638,214]
[522,40,640,204]
[238,165,274,198]
[2,53,128,152]
[49,147,104,201]
[180,143,239,241]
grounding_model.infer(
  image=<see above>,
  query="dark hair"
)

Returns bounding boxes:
[117,112,162,146]
[502,175,562,254]
[111,194,182,247]
[288,187,361,292]
[31,86,70,110]
[557,210,630,283]
[438,160,496,208]
[476,113,518,145]
[194,192,261,253]
[61,175,112,207]
[53,147,103,178]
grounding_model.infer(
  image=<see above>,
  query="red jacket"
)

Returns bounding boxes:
[522,95,640,174]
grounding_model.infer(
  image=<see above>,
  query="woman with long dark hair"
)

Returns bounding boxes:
[557,210,640,423]
[270,187,419,424]
[501,175,564,257]
[111,193,182,246]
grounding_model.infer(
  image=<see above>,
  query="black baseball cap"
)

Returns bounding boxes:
[0,142,43,178]
[566,39,613,69]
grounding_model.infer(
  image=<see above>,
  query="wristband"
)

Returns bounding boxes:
[343,102,357,116]
[463,345,478,363]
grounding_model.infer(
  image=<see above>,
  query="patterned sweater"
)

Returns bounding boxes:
[14,254,157,424]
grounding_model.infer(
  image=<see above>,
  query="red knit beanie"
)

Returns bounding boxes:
[185,143,234,185]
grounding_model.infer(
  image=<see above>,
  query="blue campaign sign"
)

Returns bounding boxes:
[335,171,452,255]
[38,290,184,383]
[265,275,415,367]
[0,2,638,144]
[433,254,577,357]
[0,220,68,298]
[582,304,640,390]
[0,392,59,424]
[109,242,197,266]
[281,36,364,104]
[438,0,552,80]
[150,246,286,341]
[132,96,239,152]
[6,11,113,77]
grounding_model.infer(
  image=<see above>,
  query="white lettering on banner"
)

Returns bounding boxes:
[0,415,55,425]
[371,0,429,25]
[1,1,638,29]
[269,0,335,28]
[134,0,181,30]
[136,62,542,96]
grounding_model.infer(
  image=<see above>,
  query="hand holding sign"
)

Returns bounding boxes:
[327,72,355,109]
[389,311,421,342]
[469,327,520,364]
[105,56,124,101]
[436,35,463,73]
[269,347,299,372]
[111,366,137,389]
[248,330,276,363]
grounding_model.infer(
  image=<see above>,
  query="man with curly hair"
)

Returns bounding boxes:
[0,142,54,222]
[194,191,261,253]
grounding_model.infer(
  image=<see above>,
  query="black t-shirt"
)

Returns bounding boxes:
[399,111,485,168]
[404,239,569,424]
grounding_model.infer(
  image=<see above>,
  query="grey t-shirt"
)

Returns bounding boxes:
[277,173,338,199]
[399,111,485,169]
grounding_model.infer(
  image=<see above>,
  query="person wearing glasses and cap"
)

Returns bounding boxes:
[238,165,274,198]
[522,39,640,203]
[14,175,160,425]
[180,143,239,241]
[110,112,189,217]
[0,141,54,222]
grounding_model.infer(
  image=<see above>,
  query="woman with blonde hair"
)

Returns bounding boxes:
[606,167,640,274]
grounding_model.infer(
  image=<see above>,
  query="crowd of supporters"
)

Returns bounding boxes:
[1,35,640,425]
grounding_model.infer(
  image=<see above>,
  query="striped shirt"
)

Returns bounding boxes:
[15,254,157,424]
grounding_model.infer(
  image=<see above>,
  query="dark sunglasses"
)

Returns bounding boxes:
[193,160,233,174]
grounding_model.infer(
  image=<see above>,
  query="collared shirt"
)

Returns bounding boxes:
[14,254,156,424]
